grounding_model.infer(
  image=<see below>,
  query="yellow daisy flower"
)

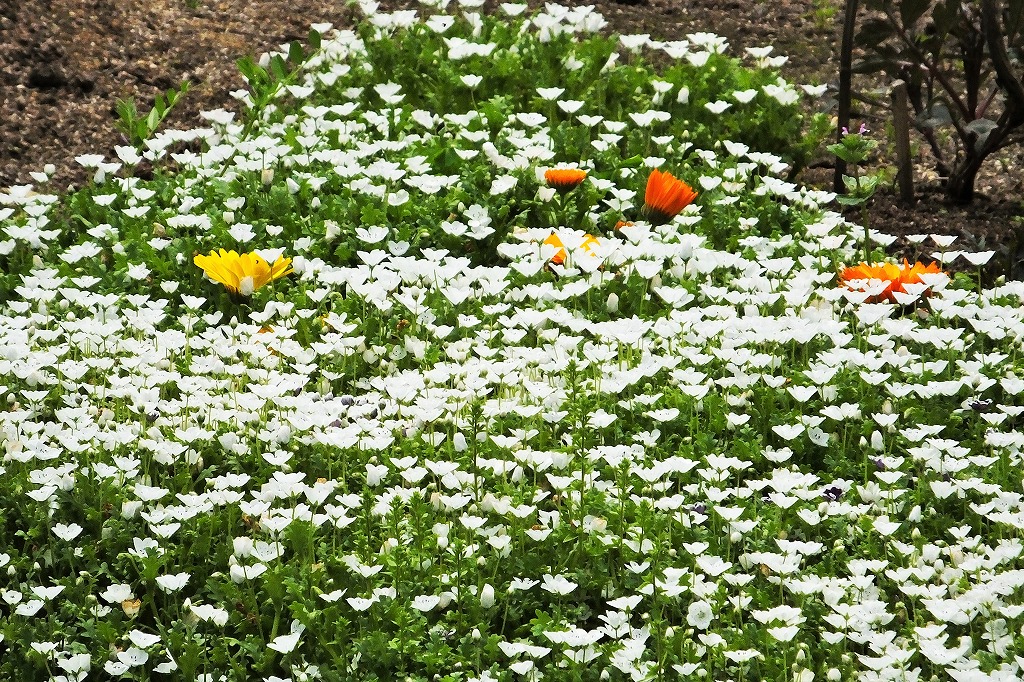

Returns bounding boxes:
[193,249,293,296]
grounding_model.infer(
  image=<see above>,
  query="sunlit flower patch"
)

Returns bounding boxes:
[0,2,1022,682]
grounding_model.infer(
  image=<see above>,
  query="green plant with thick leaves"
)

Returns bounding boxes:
[853,0,1024,203]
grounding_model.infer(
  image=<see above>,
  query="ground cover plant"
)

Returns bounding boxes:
[1,1,1023,681]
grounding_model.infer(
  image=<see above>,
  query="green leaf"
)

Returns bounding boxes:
[308,29,322,51]
[899,0,932,30]
[931,0,961,37]
[288,40,304,66]
[856,17,897,49]
[916,101,953,128]
[115,98,138,123]
[852,48,904,76]
[237,56,267,85]
[270,54,288,81]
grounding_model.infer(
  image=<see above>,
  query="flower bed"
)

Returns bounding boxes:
[0,2,1019,681]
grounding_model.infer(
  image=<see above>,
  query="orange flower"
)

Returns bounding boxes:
[840,259,943,302]
[194,249,293,297]
[642,168,697,225]
[544,232,599,266]
[544,168,588,193]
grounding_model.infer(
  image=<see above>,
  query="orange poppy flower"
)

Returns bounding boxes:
[840,259,943,302]
[544,168,588,193]
[544,232,599,266]
[642,168,697,225]
[194,249,293,297]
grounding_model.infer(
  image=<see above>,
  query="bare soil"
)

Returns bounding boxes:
[1,0,1021,275]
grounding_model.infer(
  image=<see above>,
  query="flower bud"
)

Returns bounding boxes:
[480,583,495,608]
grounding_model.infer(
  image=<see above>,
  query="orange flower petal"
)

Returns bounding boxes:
[840,260,945,302]
[643,169,697,225]
[544,168,588,192]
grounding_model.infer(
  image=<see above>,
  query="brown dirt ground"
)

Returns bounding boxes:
[1,0,1022,276]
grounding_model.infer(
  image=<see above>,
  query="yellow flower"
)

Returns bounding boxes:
[840,259,943,302]
[193,249,293,296]
[642,168,698,225]
[544,168,588,193]
[544,232,599,266]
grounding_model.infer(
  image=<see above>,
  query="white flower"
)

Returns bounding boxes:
[763,82,800,106]
[267,631,301,654]
[687,600,714,629]
[768,625,800,642]
[155,573,190,593]
[190,602,230,626]
[490,176,518,195]
[411,595,442,612]
[52,523,83,541]
[75,154,106,168]
[126,263,151,281]
[128,629,162,648]
[732,89,757,104]
[230,563,268,583]
[704,100,732,114]
[100,584,134,604]
[355,225,388,244]
[540,574,577,595]
[346,596,377,611]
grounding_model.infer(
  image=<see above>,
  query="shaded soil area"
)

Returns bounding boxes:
[1,0,1021,274]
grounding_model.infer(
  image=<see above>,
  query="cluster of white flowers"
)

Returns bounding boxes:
[1,1,1021,681]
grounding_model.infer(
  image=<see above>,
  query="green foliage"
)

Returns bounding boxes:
[115,81,191,150]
